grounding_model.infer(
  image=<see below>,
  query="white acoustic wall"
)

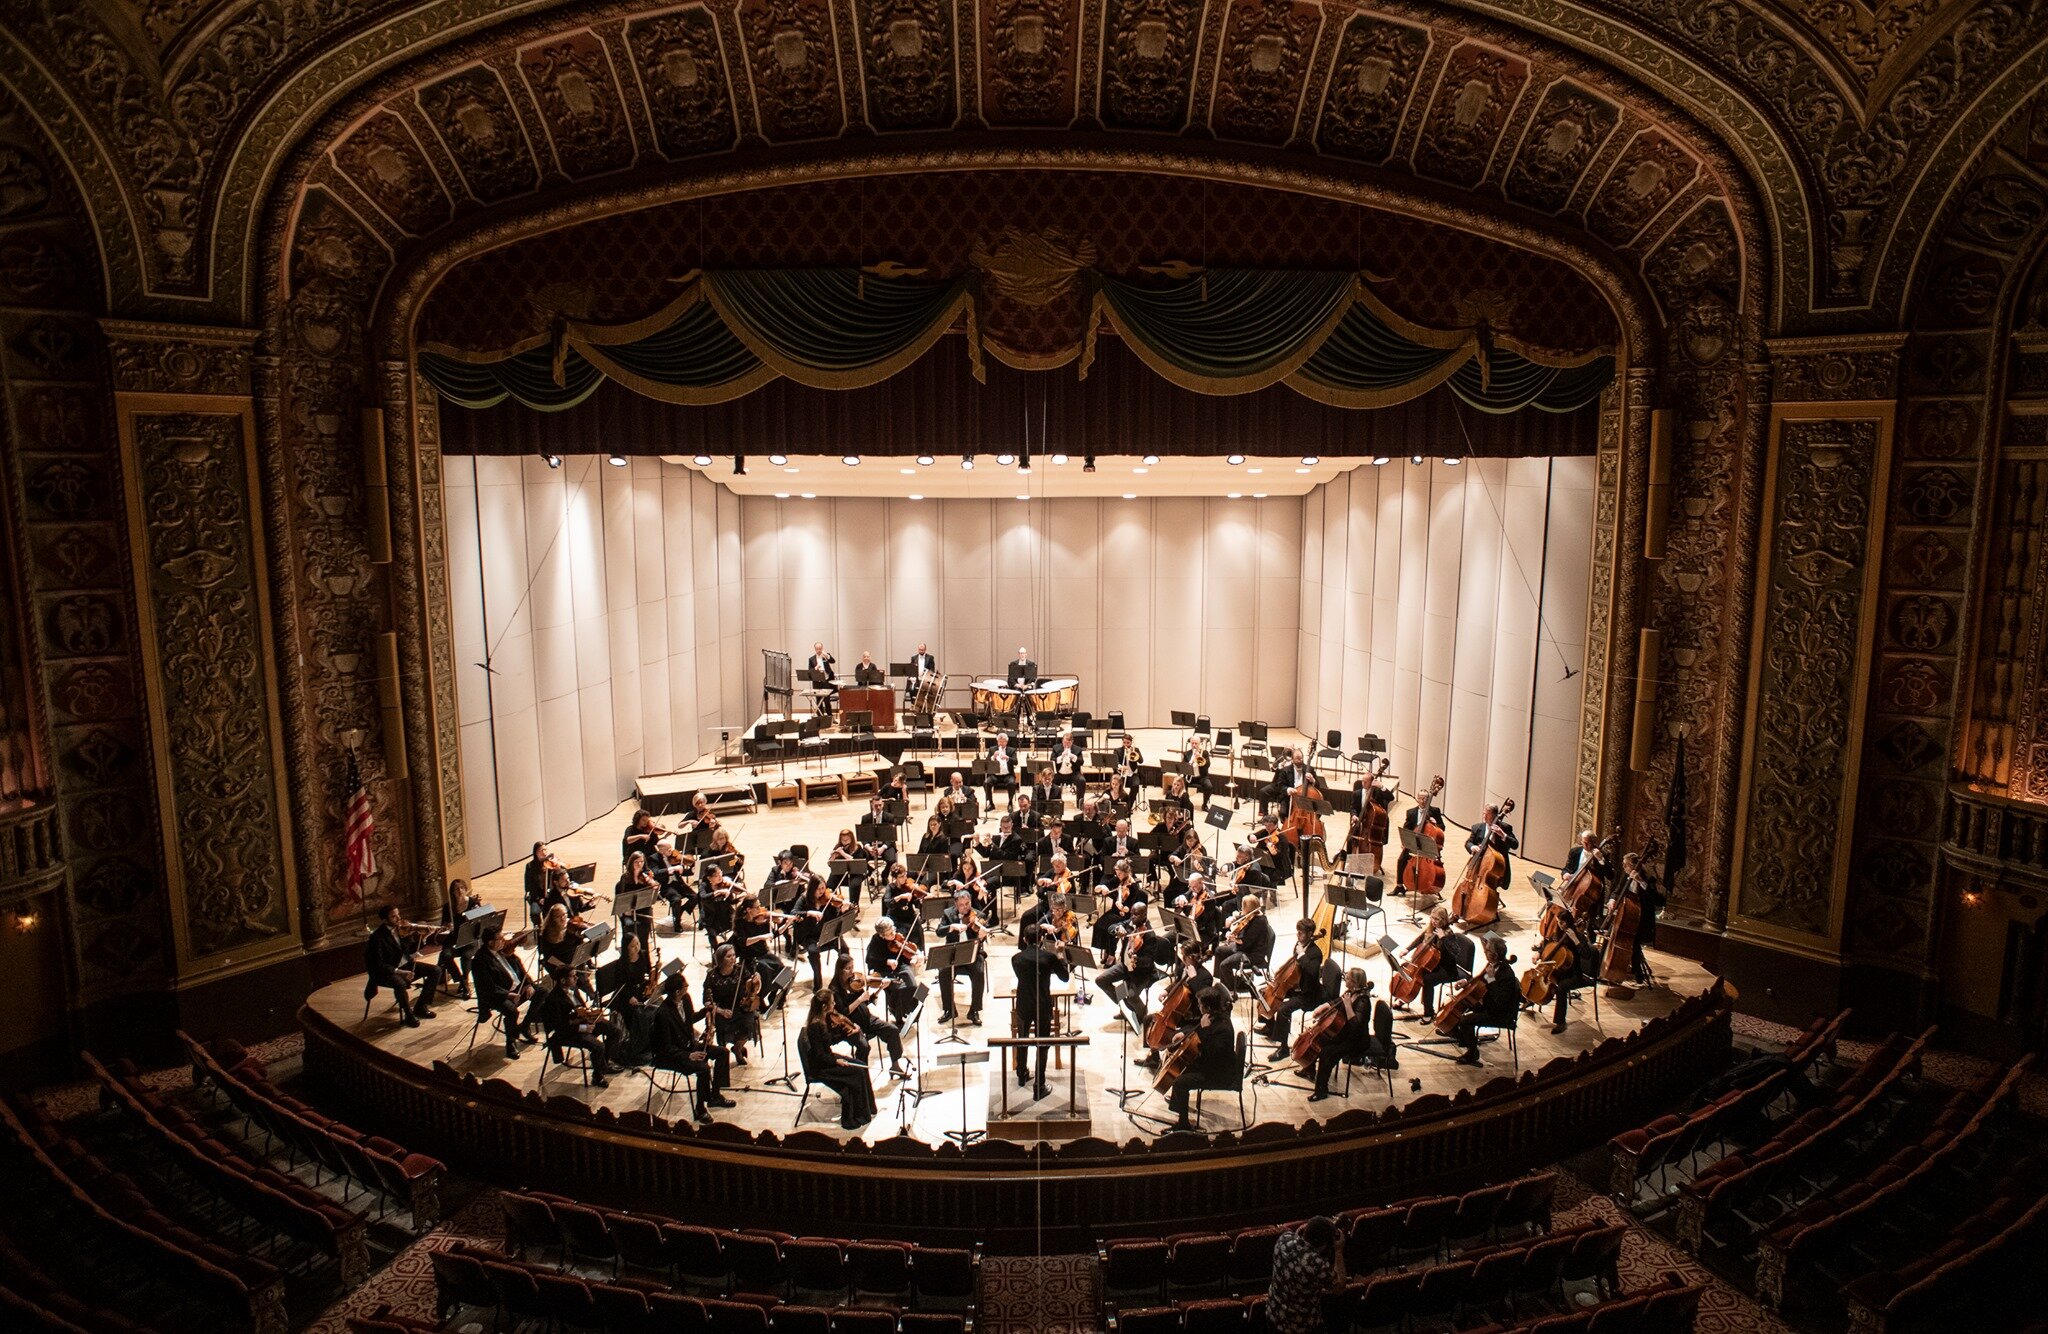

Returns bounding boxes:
[446,455,746,871]
[1296,458,1593,861]
[738,495,1301,731]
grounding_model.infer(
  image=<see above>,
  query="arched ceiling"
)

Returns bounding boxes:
[0,0,2039,333]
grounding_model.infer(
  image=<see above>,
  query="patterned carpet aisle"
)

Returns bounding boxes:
[301,1191,511,1334]
[976,1252,1102,1334]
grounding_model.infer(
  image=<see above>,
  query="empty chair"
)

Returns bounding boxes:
[1183,1296,1247,1333]
[666,1223,728,1292]
[1352,1269,1419,1329]
[555,1202,622,1275]
[704,1298,774,1334]
[898,1316,968,1334]
[912,1246,977,1311]
[1448,1183,1513,1251]
[1227,1226,1282,1293]
[783,1239,848,1305]
[648,1292,713,1333]
[1497,1174,1558,1238]
[429,1248,496,1324]
[724,1232,785,1299]
[1398,1195,1461,1264]
[1167,1233,1231,1294]
[1408,1260,1474,1327]
[1462,1245,1526,1324]
[846,1241,912,1306]
[828,1310,897,1334]
[1638,1282,1701,1334]
[534,1272,600,1331]
[1103,1239,1171,1306]
[611,1212,672,1279]
[1585,1293,1651,1334]
[767,1306,832,1334]
[591,1283,654,1334]
[1115,1306,1183,1334]
[483,1259,546,1328]
[499,1193,564,1264]
[1559,1227,1625,1301]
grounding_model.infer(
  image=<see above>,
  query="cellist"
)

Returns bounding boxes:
[1256,918,1326,1059]
[1305,970,1391,1102]
[1137,940,1213,1072]
[1446,935,1518,1066]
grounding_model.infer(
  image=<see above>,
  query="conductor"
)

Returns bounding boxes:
[1006,647,1039,686]
[1009,922,1070,1099]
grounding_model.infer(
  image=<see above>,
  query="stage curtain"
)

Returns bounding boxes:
[418,265,1612,417]
[1084,268,1359,392]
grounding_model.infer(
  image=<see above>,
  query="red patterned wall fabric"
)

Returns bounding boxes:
[419,171,1618,361]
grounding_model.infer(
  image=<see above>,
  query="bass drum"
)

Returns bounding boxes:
[910,671,943,716]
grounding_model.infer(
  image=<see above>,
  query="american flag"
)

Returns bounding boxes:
[343,750,375,903]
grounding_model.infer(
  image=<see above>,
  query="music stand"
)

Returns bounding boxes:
[613,887,657,942]
[926,940,980,1048]
[1398,827,1443,923]
[937,1047,988,1146]
[1163,907,1199,946]
[566,919,614,972]
[1324,875,1385,967]
[889,661,914,679]
[815,911,855,972]
[906,853,953,884]
[1205,801,1239,862]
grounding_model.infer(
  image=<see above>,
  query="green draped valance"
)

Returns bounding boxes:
[418,266,1612,416]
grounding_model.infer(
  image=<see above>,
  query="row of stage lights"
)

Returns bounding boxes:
[542,453,1463,471]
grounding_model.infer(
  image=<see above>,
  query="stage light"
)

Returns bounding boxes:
[1052,453,1068,465]
[1015,493,1030,501]
[1122,492,1137,499]
[1410,455,1424,465]
[1371,456,1390,466]
[692,454,712,467]
[775,491,790,499]
[996,453,1015,465]
[606,453,627,467]
[1227,491,1243,499]
[961,454,975,470]
[1301,455,1319,465]
[917,454,935,466]
[1227,454,1245,465]
[734,453,746,476]
[542,453,562,469]
[1143,454,1160,465]
[908,494,924,501]
[1083,455,1097,473]
[1445,456,1463,465]
[801,492,816,499]
[842,454,860,466]
[769,453,788,465]
[1253,492,1268,498]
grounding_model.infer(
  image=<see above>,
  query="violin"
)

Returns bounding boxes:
[1400,776,1448,901]
[739,969,763,1013]
[1224,901,1262,943]
[1449,796,1514,929]
[1050,905,1081,945]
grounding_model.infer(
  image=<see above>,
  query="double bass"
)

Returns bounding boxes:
[1399,776,1448,901]
[1599,838,1659,985]
[1282,771,1327,850]
[1348,757,1394,863]
[1448,796,1515,929]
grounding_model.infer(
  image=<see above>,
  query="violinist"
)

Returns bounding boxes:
[1216,892,1275,993]
[1259,747,1307,819]
[1093,858,1147,956]
[703,825,745,882]
[1256,918,1326,1059]
[1184,735,1214,810]
[866,919,925,1021]
[524,841,560,920]
[1465,804,1520,883]
[534,903,582,979]
[763,848,803,905]
[654,846,699,933]
[599,931,657,1061]
[1167,871,1217,945]
[1449,935,1518,1066]
[542,864,594,919]
[1137,940,1213,1071]
[365,903,443,1027]
[622,808,664,867]
[617,851,661,946]
[475,925,539,1058]
[1165,985,1237,1132]
[1169,826,1210,885]
[652,972,735,1123]
[438,878,479,1002]
[1404,906,1473,1015]
[828,828,869,894]
[796,872,852,990]
[884,862,928,945]
[800,992,877,1130]
[679,791,717,851]
[733,897,782,999]
[1047,894,1084,949]
[538,963,620,1087]
[698,864,739,952]
[703,943,759,1065]
[831,953,909,1079]
[1051,733,1087,802]
[935,889,988,1025]
[1096,906,1173,1029]
[1009,923,1070,1097]
[1306,971,1391,1101]
[917,812,952,859]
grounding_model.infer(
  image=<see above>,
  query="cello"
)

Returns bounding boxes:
[1399,777,1448,901]
[1599,838,1659,985]
[1448,796,1515,929]
[1388,918,1447,1005]
[1433,952,1512,1034]
[1258,896,1336,1021]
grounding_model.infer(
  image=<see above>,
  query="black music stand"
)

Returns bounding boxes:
[938,1047,987,1147]
[613,887,657,944]
[756,962,805,1095]
[1163,907,1199,947]
[927,940,979,1048]
[1398,827,1444,923]
[906,853,953,885]
[1205,801,1239,863]
[1324,876,1385,968]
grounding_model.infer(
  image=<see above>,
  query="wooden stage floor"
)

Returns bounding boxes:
[344,728,1717,1144]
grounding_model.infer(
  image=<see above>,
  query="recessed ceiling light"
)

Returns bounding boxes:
[606,453,627,467]
[774,491,790,499]
[1122,493,1137,500]
[1143,454,1160,465]
[996,453,1015,466]
[1253,492,1267,498]
[801,492,816,499]
[842,455,860,466]
[961,454,975,471]
[1411,455,1424,465]
[769,454,788,466]
[1248,468,1263,475]
[917,454,935,466]
[1295,468,1310,474]
[1301,455,1320,465]
[1445,457,1464,466]
[692,454,712,467]
[542,453,562,469]
[908,494,924,501]
[1015,493,1029,501]
[1227,454,1245,466]
[1051,454,1068,465]
[1227,491,1242,499]
[1371,456,1390,466]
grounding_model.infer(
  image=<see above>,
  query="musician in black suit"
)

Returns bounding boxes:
[806,641,838,715]
[524,842,556,920]
[866,918,925,1021]
[1417,907,1477,1014]
[1614,853,1665,985]
[1396,792,1449,889]
[984,732,1019,808]
[538,965,618,1086]
[652,971,736,1121]
[1009,923,1071,1096]
[1167,985,1239,1132]
[853,651,886,686]
[907,644,936,677]
[1256,918,1325,1057]
[1308,971,1394,1100]
[364,904,443,1027]
[474,926,537,1058]
[1465,804,1519,883]
[1050,734,1087,802]
[935,890,988,1023]
[1095,906,1174,1028]
[1452,935,1520,1065]
[1006,647,1039,686]
[1137,940,1214,1071]
[1258,748,1307,817]
[1561,831,1608,882]
[1216,892,1275,993]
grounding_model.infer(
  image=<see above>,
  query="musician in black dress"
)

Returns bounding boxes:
[364,904,443,1026]
[1256,918,1326,1058]
[651,972,735,1122]
[800,992,877,1130]
[1307,970,1393,1101]
[865,919,925,1021]
[533,903,582,979]
[698,864,738,953]
[1096,905,1174,1029]
[1452,935,1520,1065]
[703,943,758,1064]
[1166,985,1239,1132]
[831,951,908,1078]
[1093,858,1147,956]
[437,878,479,1001]
[884,863,928,947]
[1009,923,1071,1097]
[524,842,556,920]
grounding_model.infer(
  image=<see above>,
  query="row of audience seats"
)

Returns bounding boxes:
[1672,1027,1931,1253]
[431,1240,970,1334]
[1458,1272,1702,1334]
[1108,1221,1635,1333]
[0,1231,153,1334]
[500,1189,979,1314]
[85,1052,371,1286]
[1605,1008,1848,1208]
[1754,1053,2034,1310]
[181,1030,445,1229]
[1840,1189,2048,1334]
[0,1096,287,1334]
[1099,1172,1557,1306]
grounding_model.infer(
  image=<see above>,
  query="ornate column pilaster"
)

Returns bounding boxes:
[1725,334,1902,968]
[1573,381,1624,839]
[102,321,302,986]
[1597,367,1653,832]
